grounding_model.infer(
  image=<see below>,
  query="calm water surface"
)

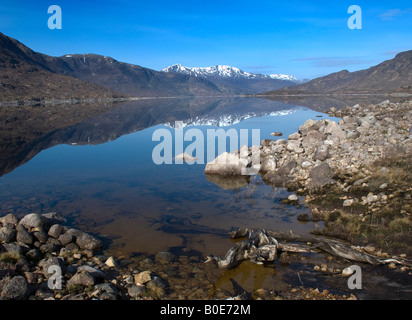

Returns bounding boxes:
[0,99,333,257]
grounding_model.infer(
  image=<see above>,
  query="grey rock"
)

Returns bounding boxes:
[38,256,66,278]
[343,199,354,207]
[1,243,23,255]
[346,130,361,140]
[25,248,41,261]
[67,271,95,288]
[48,224,63,239]
[277,160,297,176]
[77,265,105,280]
[93,283,118,300]
[263,160,297,187]
[324,121,346,139]
[64,242,79,251]
[155,251,175,264]
[58,233,75,246]
[308,163,335,189]
[40,212,66,229]
[65,229,103,252]
[16,224,34,245]
[39,243,59,254]
[139,258,154,269]
[301,161,313,169]
[288,132,300,140]
[0,214,19,226]
[314,144,329,161]
[0,276,29,300]
[19,213,43,230]
[287,195,298,202]
[302,131,326,149]
[260,139,275,148]
[46,237,61,246]
[270,132,283,137]
[128,285,146,299]
[33,229,48,243]
[299,119,320,135]
[0,225,16,243]
[286,141,304,154]
[204,152,248,176]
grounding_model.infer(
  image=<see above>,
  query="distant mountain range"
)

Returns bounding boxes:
[264,50,412,95]
[0,32,297,102]
[161,64,299,94]
[161,64,299,81]
[0,32,234,102]
[1,31,411,102]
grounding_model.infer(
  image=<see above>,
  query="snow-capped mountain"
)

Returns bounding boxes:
[162,64,299,82]
[269,74,299,82]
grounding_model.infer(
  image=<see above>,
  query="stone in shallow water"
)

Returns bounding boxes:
[155,251,175,264]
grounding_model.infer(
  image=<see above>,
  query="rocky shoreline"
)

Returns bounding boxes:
[0,211,364,301]
[205,99,412,256]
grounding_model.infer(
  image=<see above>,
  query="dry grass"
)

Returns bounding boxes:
[309,150,412,254]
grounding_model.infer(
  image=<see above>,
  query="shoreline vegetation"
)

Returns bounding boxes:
[1,99,411,300]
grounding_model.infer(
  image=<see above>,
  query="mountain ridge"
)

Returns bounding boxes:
[0,32,124,102]
[162,63,298,94]
[262,50,412,95]
[162,63,299,81]
[0,32,237,101]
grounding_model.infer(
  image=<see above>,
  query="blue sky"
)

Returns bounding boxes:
[0,0,411,79]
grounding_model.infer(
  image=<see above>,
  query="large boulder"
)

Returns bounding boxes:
[302,131,326,150]
[19,213,43,230]
[0,225,16,243]
[324,121,346,139]
[314,144,329,161]
[0,276,30,300]
[299,119,320,135]
[262,160,297,187]
[16,224,34,245]
[40,212,66,229]
[65,229,103,252]
[205,152,246,176]
[307,163,335,189]
[67,270,95,288]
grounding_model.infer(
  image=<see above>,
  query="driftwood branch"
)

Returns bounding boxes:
[206,228,412,269]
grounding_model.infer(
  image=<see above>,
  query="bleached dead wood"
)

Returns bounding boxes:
[206,228,411,269]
